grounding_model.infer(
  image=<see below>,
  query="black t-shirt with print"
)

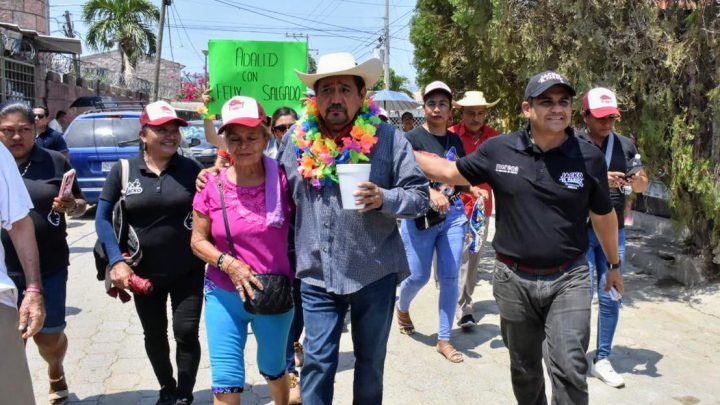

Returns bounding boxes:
[405,126,466,195]
[577,130,638,229]
[1,146,84,278]
[99,153,204,284]
[456,127,613,268]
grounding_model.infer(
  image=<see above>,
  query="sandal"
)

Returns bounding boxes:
[395,303,415,335]
[49,375,69,405]
[294,342,304,367]
[437,341,464,363]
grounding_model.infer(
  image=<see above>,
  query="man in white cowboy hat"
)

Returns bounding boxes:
[278,52,429,405]
[449,90,500,329]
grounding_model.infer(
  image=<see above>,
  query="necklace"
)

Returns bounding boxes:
[292,97,381,188]
[19,160,32,177]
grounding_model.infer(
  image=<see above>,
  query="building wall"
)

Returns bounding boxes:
[0,0,49,34]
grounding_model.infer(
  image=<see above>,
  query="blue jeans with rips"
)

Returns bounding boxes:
[587,227,626,360]
[300,273,397,405]
[398,201,467,340]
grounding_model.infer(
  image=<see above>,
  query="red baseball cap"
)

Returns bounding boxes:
[582,87,621,118]
[140,101,188,127]
[218,96,267,134]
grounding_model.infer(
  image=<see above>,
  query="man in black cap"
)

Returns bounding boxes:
[414,70,623,405]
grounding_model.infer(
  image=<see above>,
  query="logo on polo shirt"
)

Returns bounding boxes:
[47,208,61,227]
[495,164,519,175]
[559,172,584,189]
[126,179,143,196]
[184,212,193,230]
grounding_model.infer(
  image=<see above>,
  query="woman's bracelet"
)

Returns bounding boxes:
[25,286,43,295]
[216,253,227,271]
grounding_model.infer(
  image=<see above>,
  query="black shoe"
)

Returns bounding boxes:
[458,314,477,330]
[175,398,193,405]
[156,386,176,405]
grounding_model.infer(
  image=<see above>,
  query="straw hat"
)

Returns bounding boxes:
[296,52,383,89]
[453,91,500,108]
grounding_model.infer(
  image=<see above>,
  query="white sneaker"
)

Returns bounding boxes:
[591,358,625,388]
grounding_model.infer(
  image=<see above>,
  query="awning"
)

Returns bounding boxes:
[0,22,82,55]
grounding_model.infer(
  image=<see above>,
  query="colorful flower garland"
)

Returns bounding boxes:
[292,97,381,188]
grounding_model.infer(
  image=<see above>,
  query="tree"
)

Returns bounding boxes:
[411,0,720,276]
[82,0,160,85]
[369,68,413,96]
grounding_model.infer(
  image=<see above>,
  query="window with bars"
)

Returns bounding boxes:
[1,57,35,105]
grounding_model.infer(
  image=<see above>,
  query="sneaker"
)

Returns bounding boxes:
[458,314,477,330]
[289,373,302,405]
[156,386,176,405]
[591,358,625,388]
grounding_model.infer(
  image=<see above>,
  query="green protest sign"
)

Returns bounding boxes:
[208,40,308,116]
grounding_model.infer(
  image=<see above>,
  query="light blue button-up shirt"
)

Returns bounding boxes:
[278,121,429,294]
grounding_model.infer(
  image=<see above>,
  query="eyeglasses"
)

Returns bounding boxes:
[273,124,290,133]
[34,114,46,119]
[424,101,451,110]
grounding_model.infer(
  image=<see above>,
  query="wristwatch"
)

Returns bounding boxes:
[607,260,622,270]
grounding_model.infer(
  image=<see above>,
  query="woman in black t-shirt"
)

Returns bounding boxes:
[0,102,87,405]
[95,101,204,405]
[396,83,469,363]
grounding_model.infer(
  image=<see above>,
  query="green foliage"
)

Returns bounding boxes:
[411,0,720,273]
[82,0,160,80]
[369,68,413,96]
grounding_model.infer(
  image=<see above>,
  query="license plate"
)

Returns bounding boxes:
[101,161,115,172]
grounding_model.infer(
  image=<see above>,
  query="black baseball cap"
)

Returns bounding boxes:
[524,70,576,100]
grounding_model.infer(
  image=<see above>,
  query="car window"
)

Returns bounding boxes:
[180,124,206,142]
[64,119,112,147]
[114,119,141,145]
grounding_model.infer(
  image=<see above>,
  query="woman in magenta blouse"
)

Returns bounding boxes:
[191,96,294,405]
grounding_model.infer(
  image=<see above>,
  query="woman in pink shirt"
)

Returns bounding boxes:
[191,96,294,405]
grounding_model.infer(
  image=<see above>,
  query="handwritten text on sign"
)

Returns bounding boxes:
[208,40,308,116]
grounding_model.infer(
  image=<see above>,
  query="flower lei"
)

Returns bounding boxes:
[292,97,381,188]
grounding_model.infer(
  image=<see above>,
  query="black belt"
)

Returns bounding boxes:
[495,253,583,276]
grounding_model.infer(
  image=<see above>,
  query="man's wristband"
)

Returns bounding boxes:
[607,260,621,270]
[25,286,43,295]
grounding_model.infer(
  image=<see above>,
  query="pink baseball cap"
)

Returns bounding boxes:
[582,87,621,118]
[218,96,267,134]
[140,101,188,127]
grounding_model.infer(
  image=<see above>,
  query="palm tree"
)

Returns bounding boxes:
[369,68,413,97]
[82,0,160,85]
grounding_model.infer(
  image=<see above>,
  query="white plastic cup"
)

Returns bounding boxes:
[336,164,372,210]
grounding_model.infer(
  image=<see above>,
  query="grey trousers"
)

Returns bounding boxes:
[0,303,36,404]
[492,258,591,405]
[456,223,489,320]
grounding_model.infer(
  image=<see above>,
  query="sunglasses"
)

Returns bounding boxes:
[273,124,290,133]
[34,114,46,119]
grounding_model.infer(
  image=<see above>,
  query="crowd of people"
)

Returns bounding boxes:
[0,50,649,405]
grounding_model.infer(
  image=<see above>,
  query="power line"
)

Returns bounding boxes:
[337,0,414,6]
[171,2,204,63]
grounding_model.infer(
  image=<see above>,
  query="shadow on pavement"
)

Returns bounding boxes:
[69,246,94,254]
[65,306,81,316]
[587,345,664,377]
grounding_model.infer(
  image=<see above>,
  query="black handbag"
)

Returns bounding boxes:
[415,193,462,230]
[217,179,293,315]
[93,160,143,280]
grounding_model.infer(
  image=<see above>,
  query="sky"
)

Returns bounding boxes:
[49,0,420,90]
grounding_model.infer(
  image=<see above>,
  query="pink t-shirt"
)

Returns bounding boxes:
[193,169,294,291]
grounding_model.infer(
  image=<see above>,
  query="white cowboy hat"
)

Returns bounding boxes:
[296,52,383,89]
[453,91,500,108]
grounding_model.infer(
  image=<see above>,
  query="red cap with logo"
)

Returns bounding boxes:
[582,87,621,118]
[139,101,188,127]
[218,96,267,134]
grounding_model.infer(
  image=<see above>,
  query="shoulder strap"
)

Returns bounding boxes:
[120,159,129,197]
[216,177,238,257]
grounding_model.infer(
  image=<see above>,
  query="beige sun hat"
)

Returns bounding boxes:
[295,52,383,89]
[453,91,500,108]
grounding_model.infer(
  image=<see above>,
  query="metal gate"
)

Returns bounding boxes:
[0,55,35,105]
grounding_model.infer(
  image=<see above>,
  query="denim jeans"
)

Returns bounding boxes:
[493,258,591,405]
[587,227,626,360]
[300,273,397,405]
[286,278,304,375]
[398,201,467,340]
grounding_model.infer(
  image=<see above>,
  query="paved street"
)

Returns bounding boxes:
[25,214,720,405]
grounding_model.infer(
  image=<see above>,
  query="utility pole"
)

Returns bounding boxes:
[383,0,390,90]
[62,10,80,77]
[153,0,171,101]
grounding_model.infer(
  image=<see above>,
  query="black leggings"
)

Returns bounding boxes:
[133,269,204,398]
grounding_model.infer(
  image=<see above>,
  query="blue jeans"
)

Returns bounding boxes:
[398,201,467,340]
[286,278,304,375]
[586,227,626,360]
[13,268,68,334]
[300,273,397,405]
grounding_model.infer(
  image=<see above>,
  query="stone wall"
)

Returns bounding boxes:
[0,0,49,34]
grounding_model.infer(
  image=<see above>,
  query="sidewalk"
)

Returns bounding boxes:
[26,216,720,404]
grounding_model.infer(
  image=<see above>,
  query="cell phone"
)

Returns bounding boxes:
[58,169,76,198]
[609,287,622,301]
[623,165,643,180]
